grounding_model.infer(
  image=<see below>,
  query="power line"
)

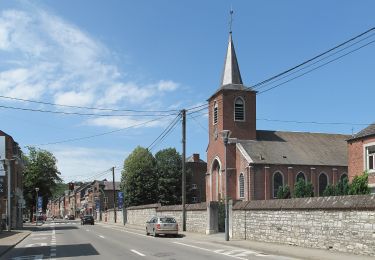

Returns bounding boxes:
[250,27,375,91]
[0,95,179,113]
[0,104,178,117]
[148,113,181,152]
[257,39,375,95]
[33,115,174,146]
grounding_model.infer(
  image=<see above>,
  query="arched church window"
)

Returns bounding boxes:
[234,97,245,121]
[340,173,348,182]
[318,173,328,196]
[273,171,284,198]
[239,173,244,198]
[296,172,306,182]
[213,101,218,125]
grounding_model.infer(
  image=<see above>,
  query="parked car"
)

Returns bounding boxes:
[81,215,94,225]
[146,216,178,237]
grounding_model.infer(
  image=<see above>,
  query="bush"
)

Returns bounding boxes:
[277,185,291,199]
[293,179,314,198]
[349,171,370,195]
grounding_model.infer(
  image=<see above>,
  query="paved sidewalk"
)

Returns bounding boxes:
[98,221,374,260]
[0,229,32,257]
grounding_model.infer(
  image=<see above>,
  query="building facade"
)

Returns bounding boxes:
[347,123,375,193]
[186,153,206,203]
[206,32,349,202]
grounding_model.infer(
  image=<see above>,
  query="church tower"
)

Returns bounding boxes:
[206,27,256,202]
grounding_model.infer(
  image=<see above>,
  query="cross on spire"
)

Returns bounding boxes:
[229,8,234,34]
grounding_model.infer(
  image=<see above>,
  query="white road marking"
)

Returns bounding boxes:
[99,235,105,238]
[131,249,145,256]
[173,242,247,260]
[12,255,43,260]
[86,229,90,231]
[25,243,48,248]
[31,237,47,240]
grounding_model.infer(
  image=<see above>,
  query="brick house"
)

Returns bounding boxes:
[347,123,375,193]
[0,130,24,228]
[186,153,206,203]
[206,32,349,202]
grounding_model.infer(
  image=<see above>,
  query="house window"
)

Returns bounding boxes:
[366,145,375,172]
[234,97,245,121]
[318,173,328,196]
[192,197,198,203]
[239,173,244,198]
[296,172,305,182]
[213,101,218,125]
[273,171,283,198]
[191,184,197,190]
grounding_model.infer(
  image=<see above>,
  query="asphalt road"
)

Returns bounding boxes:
[3,220,296,259]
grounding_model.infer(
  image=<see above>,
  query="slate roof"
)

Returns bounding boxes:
[238,130,350,166]
[348,123,375,141]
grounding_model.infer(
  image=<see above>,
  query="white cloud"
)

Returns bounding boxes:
[54,91,94,107]
[0,3,181,129]
[86,116,166,129]
[50,145,126,182]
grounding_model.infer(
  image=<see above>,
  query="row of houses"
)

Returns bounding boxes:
[0,130,24,229]
[47,153,208,219]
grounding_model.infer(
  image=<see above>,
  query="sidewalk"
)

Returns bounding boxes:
[0,228,32,257]
[98,221,374,260]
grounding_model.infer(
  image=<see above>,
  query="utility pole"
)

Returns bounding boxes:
[112,167,116,223]
[181,109,186,231]
[6,161,11,231]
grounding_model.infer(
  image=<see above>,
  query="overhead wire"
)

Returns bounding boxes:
[148,113,181,152]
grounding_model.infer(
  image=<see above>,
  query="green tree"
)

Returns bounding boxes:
[323,176,349,196]
[277,185,291,199]
[349,171,370,195]
[155,148,182,205]
[23,146,62,219]
[120,146,158,207]
[293,178,314,198]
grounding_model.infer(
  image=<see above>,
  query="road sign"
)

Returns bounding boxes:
[0,163,5,177]
[95,200,100,211]
[0,136,5,160]
[38,196,43,212]
[118,192,124,209]
[0,177,4,195]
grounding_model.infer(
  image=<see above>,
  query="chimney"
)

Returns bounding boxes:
[193,153,200,162]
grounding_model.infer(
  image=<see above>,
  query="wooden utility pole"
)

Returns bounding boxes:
[181,109,186,231]
[112,167,116,223]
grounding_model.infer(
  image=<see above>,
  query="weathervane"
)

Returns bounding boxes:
[229,7,234,34]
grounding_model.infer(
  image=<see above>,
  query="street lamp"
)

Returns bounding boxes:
[35,187,39,226]
[221,130,231,241]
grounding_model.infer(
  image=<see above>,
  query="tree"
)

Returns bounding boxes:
[293,178,314,198]
[323,176,349,196]
[349,171,370,195]
[155,148,182,205]
[277,185,291,199]
[23,146,62,219]
[120,146,158,207]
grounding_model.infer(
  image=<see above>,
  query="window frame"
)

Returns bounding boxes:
[318,172,329,196]
[234,97,245,122]
[365,144,375,173]
[296,171,306,182]
[239,173,245,198]
[213,101,218,125]
[272,171,284,199]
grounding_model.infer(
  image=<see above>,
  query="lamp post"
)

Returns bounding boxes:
[35,187,39,226]
[221,130,231,241]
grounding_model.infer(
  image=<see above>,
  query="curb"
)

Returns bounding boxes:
[0,231,32,258]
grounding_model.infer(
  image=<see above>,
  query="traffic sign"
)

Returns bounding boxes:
[0,163,5,177]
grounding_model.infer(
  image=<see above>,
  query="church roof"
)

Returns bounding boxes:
[220,33,243,87]
[348,123,375,141]
[238,130,350,166]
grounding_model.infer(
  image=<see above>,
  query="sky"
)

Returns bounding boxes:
[0,0,374,183]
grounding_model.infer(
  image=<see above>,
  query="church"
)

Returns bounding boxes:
[206,32,349,202]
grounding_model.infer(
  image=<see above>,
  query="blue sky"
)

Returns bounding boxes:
[0,0,374,183]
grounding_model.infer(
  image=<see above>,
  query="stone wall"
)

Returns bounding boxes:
[231,195,375,256]
[124,202,208,233]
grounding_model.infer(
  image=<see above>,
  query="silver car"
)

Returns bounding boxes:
[146,216,178,237]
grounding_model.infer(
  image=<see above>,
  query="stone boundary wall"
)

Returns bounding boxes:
[232,195,375,256]
[125,202,208,233]
[104,209,124,225]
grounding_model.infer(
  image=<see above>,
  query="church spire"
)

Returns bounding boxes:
[220,9,243,87]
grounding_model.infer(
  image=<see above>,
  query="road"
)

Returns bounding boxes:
[3,220,296,259]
